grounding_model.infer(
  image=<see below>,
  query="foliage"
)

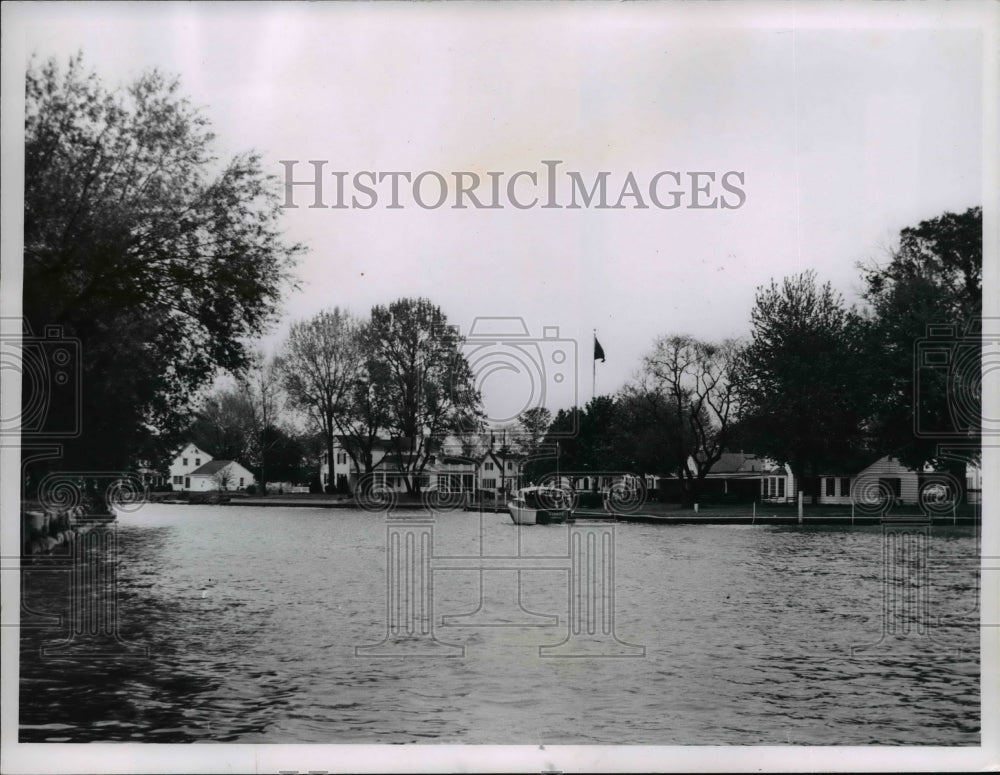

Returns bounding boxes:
[860,206,982,471]
[278,308,367,489]
[735,271,874,498]
[365,298,483,493]
[525,397,628,484]
[516,407,552,454]
[638,335,741,504]
[22,54,300,489]
[188,388,253,461]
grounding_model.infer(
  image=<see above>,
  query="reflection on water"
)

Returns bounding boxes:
[20,505,980,744]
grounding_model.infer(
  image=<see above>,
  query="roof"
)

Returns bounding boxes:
[189,460,237,476]
[706,452,768,475]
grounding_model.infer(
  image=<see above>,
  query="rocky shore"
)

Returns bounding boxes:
[21,500,114,556]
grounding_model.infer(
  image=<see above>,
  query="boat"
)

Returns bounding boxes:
[507,486,574,525]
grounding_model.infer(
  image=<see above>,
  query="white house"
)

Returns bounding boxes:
[817,455,927,506]
[185,459,256,492]
[478,450,521,493]
[168,443,255,492]
[169,443,213,491]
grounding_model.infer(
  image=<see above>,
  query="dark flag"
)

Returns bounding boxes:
[594,337,606,362]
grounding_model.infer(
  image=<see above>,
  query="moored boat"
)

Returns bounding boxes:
[507,486,574,525]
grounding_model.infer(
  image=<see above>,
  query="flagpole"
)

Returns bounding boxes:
[592,329,597,401]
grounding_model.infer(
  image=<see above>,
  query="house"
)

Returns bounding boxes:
[184,459,256,492]
[318,435,524,496]
[816,455,936,506]
[478,449,522,493]
[168,443,255,492]
[169,443,213,491]
[319,437,426,493]
[679,451,796,503]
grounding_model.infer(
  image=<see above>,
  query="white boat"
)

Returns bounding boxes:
[507,486,574,525]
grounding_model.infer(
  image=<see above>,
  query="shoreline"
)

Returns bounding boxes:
[136,495,979,526]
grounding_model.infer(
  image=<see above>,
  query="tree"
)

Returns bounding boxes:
[516,407,552,454]
[22,55,301,500]
[615,383,684,480]
[235,352,285,495]
[213,466,234,492]
[640,335,741,505]
[187,388,254,462]
[278,308,364,492]
[735,272,873,501]
[366,298,483,494]
[524,397,628,486]
[860,207,982,474]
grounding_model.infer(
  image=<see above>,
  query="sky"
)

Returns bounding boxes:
[2,2,988,424]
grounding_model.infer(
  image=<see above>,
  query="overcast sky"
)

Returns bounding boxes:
[4,2,987,423]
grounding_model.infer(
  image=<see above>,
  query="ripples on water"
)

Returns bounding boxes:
[20,505,980,744]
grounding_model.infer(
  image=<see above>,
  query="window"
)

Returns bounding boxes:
[483,478,496,489]
[195,458,201,466]
[825,478,835,497]
[484,462,494,471]
[507,461,513,470]
[173,475,182,485]
[337,452,346,465]
[239,478,245,487]
[182,457,188,466]
[777,478,785,498]
[840,477,851,497]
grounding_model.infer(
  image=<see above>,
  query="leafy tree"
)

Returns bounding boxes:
[860,207,982,474]
[639,335,741,505]
[525,397,628,486]
[516,407,552,454]
[23,54,300,500]
[735,272,873,501]
[260,425,310,485]
[187,388,254,462]
[615,384,684,480]
[366,298,483,494]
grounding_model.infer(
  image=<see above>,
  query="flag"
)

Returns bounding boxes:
[594,336,605,362]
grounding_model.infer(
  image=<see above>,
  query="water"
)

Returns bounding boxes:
[20,504,980,744]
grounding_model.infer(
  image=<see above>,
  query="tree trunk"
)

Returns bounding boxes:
[325,436,335,494]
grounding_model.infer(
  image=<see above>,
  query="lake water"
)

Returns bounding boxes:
[20,504,980,744]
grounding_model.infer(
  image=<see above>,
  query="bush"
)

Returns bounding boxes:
[245,484,258,495]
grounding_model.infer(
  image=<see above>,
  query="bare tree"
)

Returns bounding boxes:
[213,465,234,492]
[278,309,364,492]
[236,351,285,495]
[641,335,741,505]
